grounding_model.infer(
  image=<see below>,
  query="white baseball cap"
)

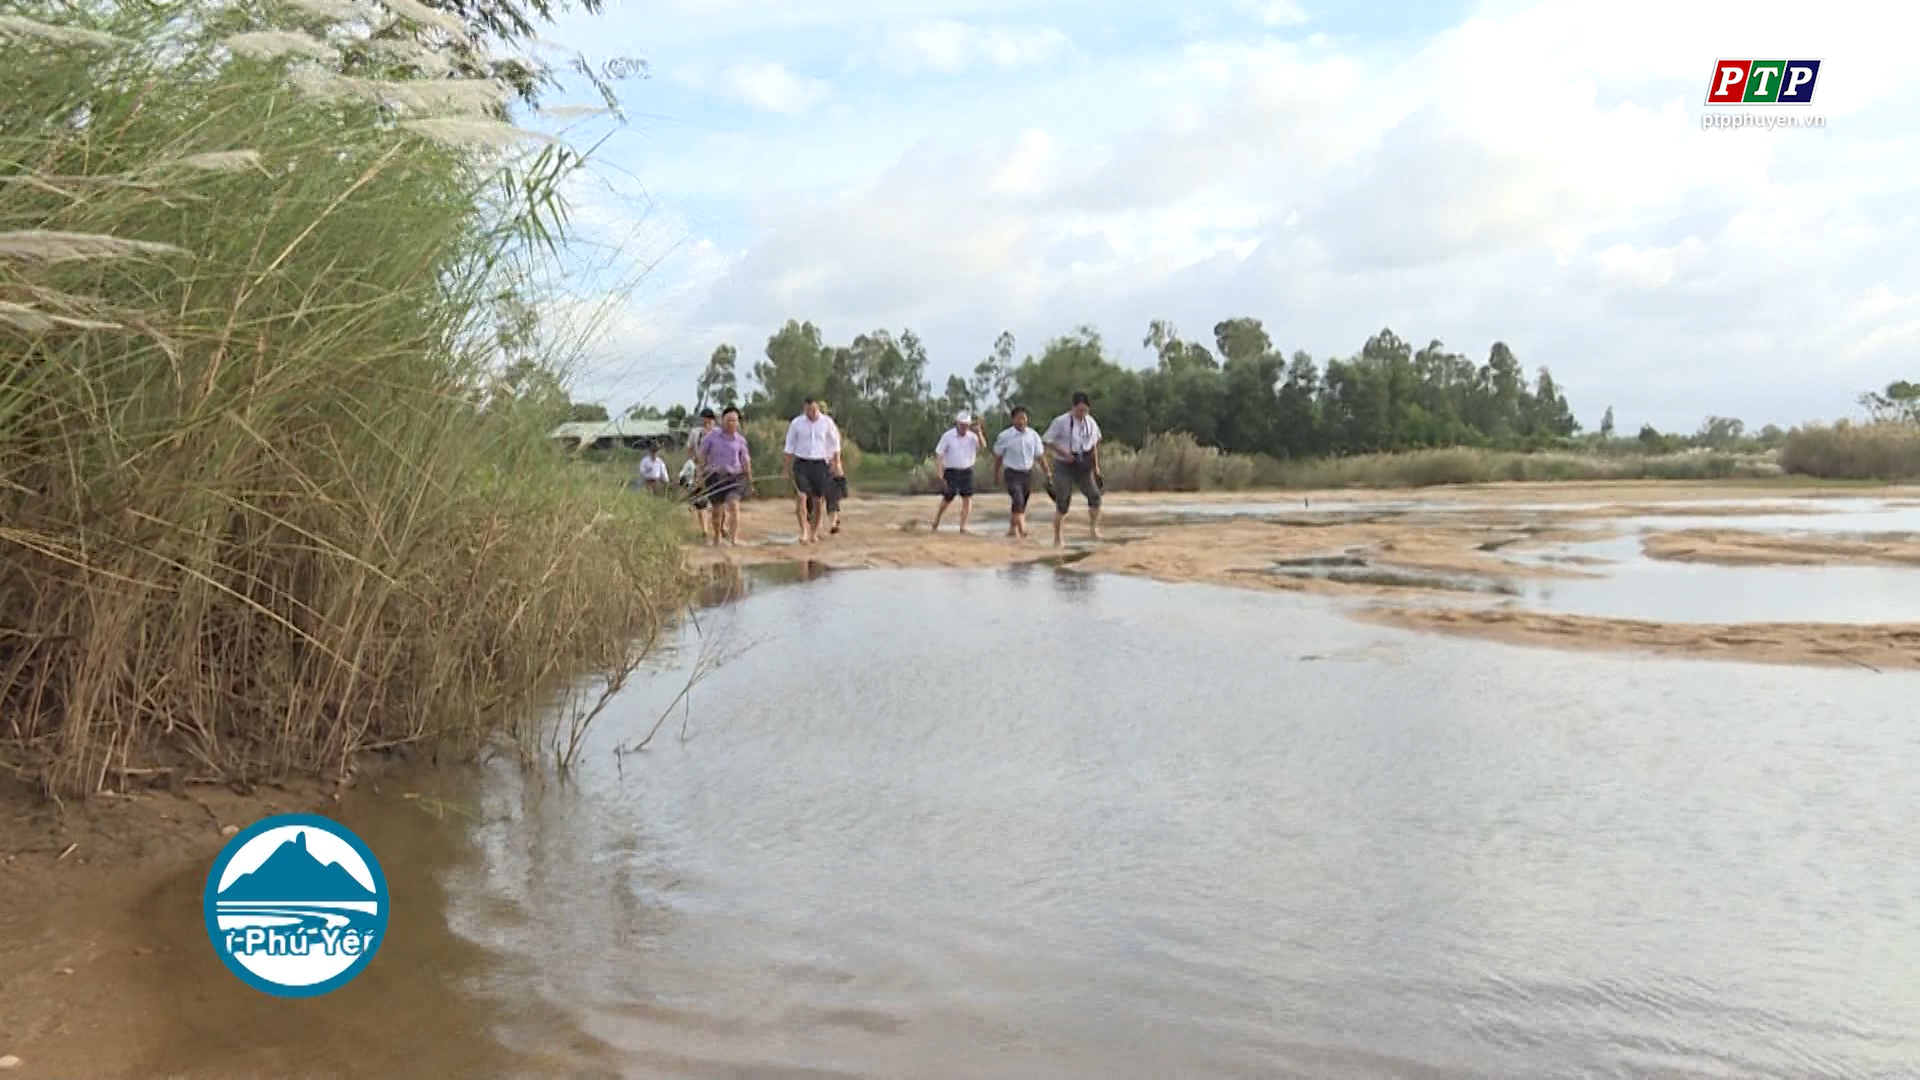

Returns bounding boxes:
[954,411,971,423]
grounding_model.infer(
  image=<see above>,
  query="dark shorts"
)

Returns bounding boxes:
[941,466,975,500]
[793,457,831,499]
[684,478,710,509]
[826,475,847,512]
[1050,461,1101,512]
[705,471,745,504]
[1004,468,1032,512]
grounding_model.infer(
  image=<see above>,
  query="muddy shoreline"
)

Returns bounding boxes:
[689,480,1920,672]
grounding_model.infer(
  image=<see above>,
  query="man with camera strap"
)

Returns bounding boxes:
[1042,391,1104,548]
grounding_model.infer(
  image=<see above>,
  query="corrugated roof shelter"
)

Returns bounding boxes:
[548,417,678,451]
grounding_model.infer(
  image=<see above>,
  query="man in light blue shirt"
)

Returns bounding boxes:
[991,405,1050,538]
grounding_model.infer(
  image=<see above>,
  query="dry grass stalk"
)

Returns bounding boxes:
[0,230,191,262]
[0,300,122,333]
[0,15,124,48]
[149,150,264,174]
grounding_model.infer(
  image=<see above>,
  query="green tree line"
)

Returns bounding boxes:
[559,319,1916,462]
[678,317,1583,459]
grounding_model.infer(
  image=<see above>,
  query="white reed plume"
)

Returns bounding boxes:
[399,118,557,147]
[363,37,455,76]
[0,231,191,263]
[281,0,365,21]
[366,78,511,115]
[0,14,124,47]
[538,104,612,120]
[286,62,350,101]
[223,29,338,62]
[376,0,471,42]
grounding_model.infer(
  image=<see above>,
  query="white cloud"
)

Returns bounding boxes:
[565,0,1920,430]
[881,19,1070,74]
[673,58,831,113]
[1234,0,1306,26]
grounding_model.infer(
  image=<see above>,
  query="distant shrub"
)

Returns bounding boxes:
[1263,447,1775,489]
[1779,421,1920,480]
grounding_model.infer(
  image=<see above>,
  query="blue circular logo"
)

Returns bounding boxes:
[202,813,389,997]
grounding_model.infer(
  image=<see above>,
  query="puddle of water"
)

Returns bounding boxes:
[1268,554,1519,595]
[1624,511,1920,536]
[224,570,1920,1080]
[1502,534,1648,567]
[1511,558,1920,624]
[696,561,832,606]
[1495,525,1920,624]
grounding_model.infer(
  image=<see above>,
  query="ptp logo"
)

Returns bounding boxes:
[1705,60,1821,105]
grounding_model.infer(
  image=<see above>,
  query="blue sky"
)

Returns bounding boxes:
[519,0,1920,430]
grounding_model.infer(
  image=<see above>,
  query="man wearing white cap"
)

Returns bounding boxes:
[929,410,986,533]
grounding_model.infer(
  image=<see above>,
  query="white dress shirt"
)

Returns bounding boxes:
[935,427,982,469]
[639,456,669,482]
[1043,412,1102,460]
[993,426,1044,471]
[784,413,841,461]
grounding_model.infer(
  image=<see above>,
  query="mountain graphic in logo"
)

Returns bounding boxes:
[217,828,376,902]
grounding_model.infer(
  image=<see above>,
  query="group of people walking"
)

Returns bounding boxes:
[652,392,1105,549]
[927,392,1104,546]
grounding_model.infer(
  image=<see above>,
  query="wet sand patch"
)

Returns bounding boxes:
[1642,528,1920,567]
[1354,605,1920,672]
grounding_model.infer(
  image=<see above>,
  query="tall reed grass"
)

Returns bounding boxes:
[1259,446,1779,489]
[1,3,692,796]
[1778,421,1920,480]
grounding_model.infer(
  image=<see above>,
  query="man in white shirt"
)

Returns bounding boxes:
[638,445,669,494]
[992,404,1049,538]
[1041,390,1104,547]
[782,397,842,544]
[930,411,986,533]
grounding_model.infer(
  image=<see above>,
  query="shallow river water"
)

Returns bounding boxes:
[152,565,1920,1079]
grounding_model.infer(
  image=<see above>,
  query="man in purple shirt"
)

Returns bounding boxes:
[697,406,752,545]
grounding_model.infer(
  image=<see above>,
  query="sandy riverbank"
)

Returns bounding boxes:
[0,776,341,1079]
[1352,607,1920,672]
[1640,527,1920,567]
[684,481,1920,671]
